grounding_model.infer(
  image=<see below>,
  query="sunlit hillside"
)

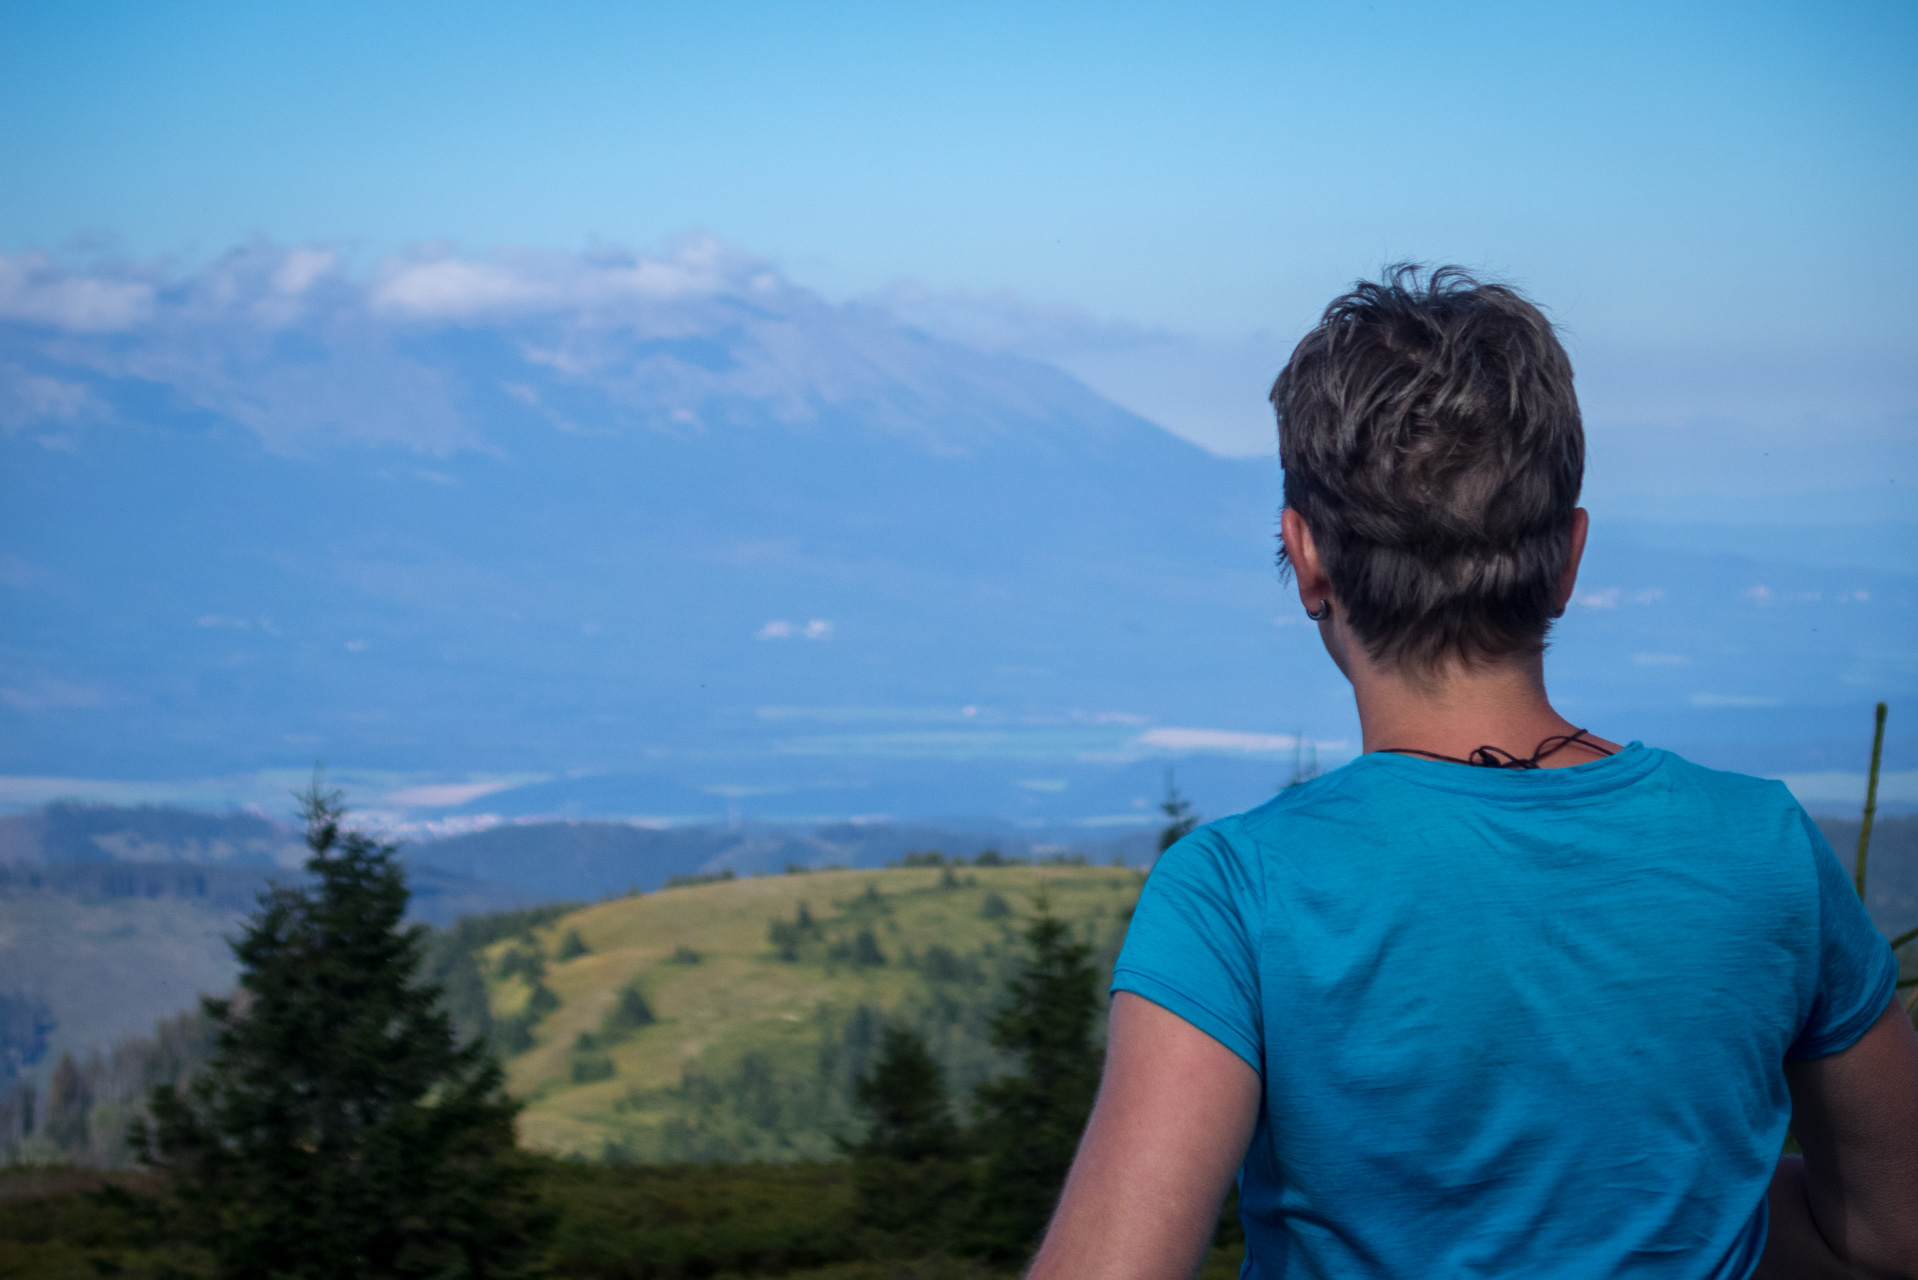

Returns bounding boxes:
[481,863,1144,1161]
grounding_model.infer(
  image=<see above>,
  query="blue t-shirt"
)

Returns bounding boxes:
[1112,743,1898,1280]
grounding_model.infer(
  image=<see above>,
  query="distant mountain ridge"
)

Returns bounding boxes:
[2,241,1912,825]
[0,802,301,867]
[0,801,1152,901]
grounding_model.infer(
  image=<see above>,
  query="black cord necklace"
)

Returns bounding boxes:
[1377,728,1614,771]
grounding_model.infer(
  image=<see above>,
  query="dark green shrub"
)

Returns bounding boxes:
[965,903,1103,1262]
[498,945,547,984]
[770,900,821,961]
[603,985,656,1036]
[537,1159,858,1277]
[663,870,736,889]
[572,1055,616,1084]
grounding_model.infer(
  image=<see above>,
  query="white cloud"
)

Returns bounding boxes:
[272,248,336,295]
[399,813,508,840]
[1741,585,1829,606]
[0,364,105,430]
[0,254,153,331]
[758,618,833,640]
[374,260,549,317]
[1689,693,1784,708]
[384,780,520,809]
[1134,727,1298,752]
[1576,587,1664,610]
[371,237,753,319]
[0,677,110,712]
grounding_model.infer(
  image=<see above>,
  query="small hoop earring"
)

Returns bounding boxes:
[1307,599,1332,622]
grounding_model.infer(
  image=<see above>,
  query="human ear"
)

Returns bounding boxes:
[1553,508,1590,616]
[1281,508,1335,619]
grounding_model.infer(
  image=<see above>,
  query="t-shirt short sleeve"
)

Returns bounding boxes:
[1112,823,1264,1075]
[1788,810,1901,1061]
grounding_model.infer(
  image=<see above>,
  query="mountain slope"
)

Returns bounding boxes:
[0,243,1289,796]
[477,863,1141,1161]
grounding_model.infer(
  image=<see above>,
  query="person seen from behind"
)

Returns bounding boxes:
[1029,265,1918,1279]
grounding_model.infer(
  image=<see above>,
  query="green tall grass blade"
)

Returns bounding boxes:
[1891,925,1918,953]
[1854,701,1888,899]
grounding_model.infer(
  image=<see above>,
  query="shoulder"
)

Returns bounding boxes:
[1646,746,1793,800]
[1640,746,1814,836]
[1147,766,1371,905]
[1613,749,1834,918]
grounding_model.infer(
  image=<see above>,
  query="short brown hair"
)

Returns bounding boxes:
[1271,264,1583,671]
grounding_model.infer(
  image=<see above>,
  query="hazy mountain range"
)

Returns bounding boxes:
[1,240,1912,827]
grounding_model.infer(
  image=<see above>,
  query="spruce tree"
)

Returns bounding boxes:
[846,1025,967,1246]
[135,783,550,1279]
[966,898,1104,1261]
[853,1026,960,1163]
[1157,769,1198,853]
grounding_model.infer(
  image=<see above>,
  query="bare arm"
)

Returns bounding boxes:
[1756,999,1918,1280]
[1753,1156,1852,1280]
[1027,992,1261,1280]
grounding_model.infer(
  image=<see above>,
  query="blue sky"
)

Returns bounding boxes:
[2,0,1914,462]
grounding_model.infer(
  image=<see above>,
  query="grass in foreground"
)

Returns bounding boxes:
[0,1161,1244,1279]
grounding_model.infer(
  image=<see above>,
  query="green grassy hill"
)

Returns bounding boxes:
[479,863,1144,1161]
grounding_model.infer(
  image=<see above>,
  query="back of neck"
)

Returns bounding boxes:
[1350,652,1619,768]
